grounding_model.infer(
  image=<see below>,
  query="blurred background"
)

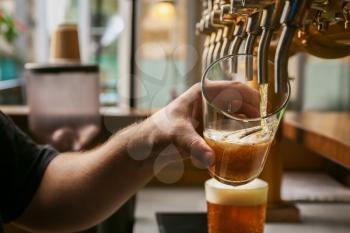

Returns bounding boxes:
[0,0,349,111]
[1,1,350,233]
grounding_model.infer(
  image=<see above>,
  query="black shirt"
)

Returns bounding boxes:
[0,112,58,232]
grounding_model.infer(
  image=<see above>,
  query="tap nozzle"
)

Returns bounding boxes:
[245,11,263,81]
[206,32,219,69]
[202,36,212,72]
[257,4,275,85]
[213,28,224,62]
[228,20,247,73]
[220,24,235,57]
[274,0,313,93]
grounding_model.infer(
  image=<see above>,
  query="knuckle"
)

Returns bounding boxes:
[192,82,201,91]
[192,83,202,96]
[189,138,201,149]
[169,122,189,141]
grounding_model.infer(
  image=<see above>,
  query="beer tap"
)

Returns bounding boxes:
[220,24,235,57]
[224,0,275,16]
[198,0,216,71]
[274,0,313,93]
[244,11,263,80]
[228,20,247,72]
[215,0,236,58]
[257,4,275,84]
[211,0,227,62]
[206,32,218,69]
[213,28,224,62]
[219,0,234,21]
[206,0,231,67]
[198,0,216,70]
[255,0,287,85]
[202,36,212,72]
[245,12,263,56]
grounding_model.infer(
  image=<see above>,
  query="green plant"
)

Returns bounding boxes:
[0,10,18,43]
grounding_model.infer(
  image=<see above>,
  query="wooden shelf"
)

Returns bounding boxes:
[283,111,350,169]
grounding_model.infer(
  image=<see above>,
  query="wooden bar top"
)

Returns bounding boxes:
[0,105,153,118]
[283,111,350,169]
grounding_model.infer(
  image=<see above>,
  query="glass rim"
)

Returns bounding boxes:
[201,54,291,122]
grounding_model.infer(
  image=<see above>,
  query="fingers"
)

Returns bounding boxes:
[234,83,261,109]
[204,81,262,118]
[234,102,261,118]
[173,124,214,168]
[206,81,260,107]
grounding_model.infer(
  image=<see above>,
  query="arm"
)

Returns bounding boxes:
[15,84,214,233]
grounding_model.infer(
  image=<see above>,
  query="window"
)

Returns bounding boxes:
[135,0,191,109]
[41,0,124,106]
[1,0,198,108]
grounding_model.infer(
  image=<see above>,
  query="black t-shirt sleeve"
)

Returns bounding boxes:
[0,111,58,223]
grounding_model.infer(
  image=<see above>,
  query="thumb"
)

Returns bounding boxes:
[174,125,215,168]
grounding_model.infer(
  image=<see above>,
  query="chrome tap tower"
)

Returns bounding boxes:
[197,0,350,93]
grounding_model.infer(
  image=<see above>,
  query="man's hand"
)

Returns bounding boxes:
[137,81,260,169]
[141,83,215,168]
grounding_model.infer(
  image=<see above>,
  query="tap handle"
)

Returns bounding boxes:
[247,11,263,34]
[233,20,246,37]
[260,4,276,29]
[280,0,312,27]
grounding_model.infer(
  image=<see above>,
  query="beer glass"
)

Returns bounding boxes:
[202,54,290,185]
[205,178,268,233]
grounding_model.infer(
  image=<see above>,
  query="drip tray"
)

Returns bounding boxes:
[156,213,207,233]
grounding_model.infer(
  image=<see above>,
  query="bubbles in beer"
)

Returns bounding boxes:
[204,129,273,185]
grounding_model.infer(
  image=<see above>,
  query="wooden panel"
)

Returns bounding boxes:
[281,139,326,171]
[4,225,30,233]
[283,111,350,169]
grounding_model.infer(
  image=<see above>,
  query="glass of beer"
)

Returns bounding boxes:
[202,54,290,185]
[205,178,268,233]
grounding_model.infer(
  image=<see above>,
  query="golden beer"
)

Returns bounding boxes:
[205,178,268,233]
[204,130,272,185]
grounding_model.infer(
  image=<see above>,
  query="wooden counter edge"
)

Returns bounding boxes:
[282,111,350,169]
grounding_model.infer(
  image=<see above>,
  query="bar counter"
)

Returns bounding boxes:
[134,188,350,233]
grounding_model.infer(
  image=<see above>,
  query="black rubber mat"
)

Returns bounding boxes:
[156,212,208,233]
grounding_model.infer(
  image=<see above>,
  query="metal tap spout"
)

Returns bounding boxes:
[220,24,235,57]
[244,11,263,80]
[274,0,313,93]
[257,4,275,84]
[228,20,246,72]
[274,26,295,92]
[206,32,219,69]
[213,28,224,62]
[202,36,212,72]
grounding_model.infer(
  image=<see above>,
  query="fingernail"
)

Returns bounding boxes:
[205,151,215,167]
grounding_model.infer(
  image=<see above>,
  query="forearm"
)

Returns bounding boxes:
[15,84,215,233]
[17,121,158,233]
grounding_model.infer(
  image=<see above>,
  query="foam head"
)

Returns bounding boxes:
[205,178,268,206]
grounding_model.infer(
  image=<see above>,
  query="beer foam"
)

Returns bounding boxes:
[204,129,272,145]
[205,178,268,206]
